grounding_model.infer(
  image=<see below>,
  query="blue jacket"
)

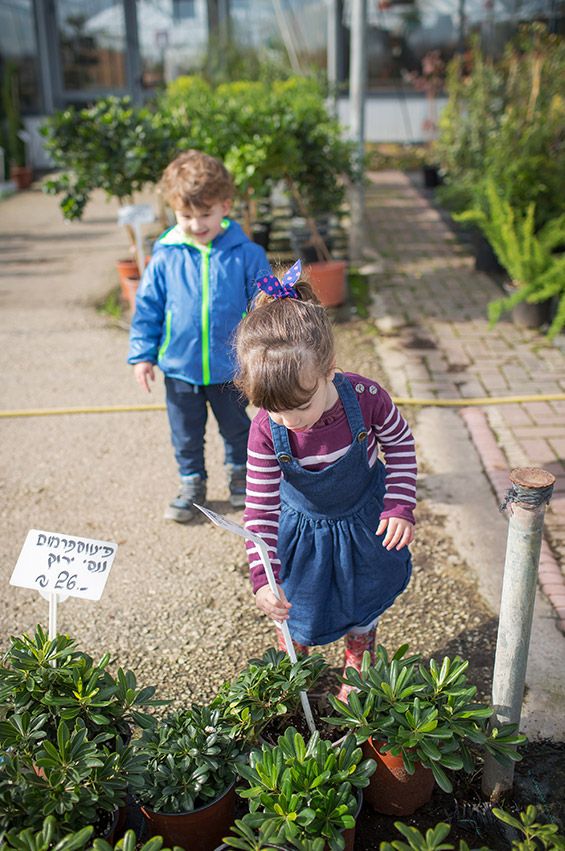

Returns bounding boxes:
[128,219,270,385]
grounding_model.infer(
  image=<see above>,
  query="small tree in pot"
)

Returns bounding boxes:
[325,644,525,816]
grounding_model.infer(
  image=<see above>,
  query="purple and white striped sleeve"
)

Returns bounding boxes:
[243,413,282,593]
[369,385,417,524]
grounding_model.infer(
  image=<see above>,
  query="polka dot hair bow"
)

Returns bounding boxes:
[256,259,301,299]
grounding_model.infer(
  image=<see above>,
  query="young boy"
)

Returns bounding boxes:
[128,149,270,522]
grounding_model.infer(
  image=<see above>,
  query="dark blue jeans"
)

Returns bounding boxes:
[165,377,250,479]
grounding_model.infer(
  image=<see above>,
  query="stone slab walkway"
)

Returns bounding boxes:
[365,170,565,633]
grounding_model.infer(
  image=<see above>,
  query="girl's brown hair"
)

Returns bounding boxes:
[234,274,335,412]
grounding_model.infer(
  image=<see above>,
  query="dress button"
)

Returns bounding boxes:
[357,431,368,442]
[278,453,292,463]
[369,385,378,394]
[355,383,365,393]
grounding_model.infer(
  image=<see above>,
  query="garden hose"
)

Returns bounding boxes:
[1,393,565,419]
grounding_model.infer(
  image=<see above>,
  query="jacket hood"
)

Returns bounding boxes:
[153,218,249,253]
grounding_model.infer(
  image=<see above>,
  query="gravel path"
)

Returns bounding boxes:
[0,185,500,709]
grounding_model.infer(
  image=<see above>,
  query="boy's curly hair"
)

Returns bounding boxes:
[159,149,234,210]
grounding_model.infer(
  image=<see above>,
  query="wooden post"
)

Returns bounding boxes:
[482,467,555,800]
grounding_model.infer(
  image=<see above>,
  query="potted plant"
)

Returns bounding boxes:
[130,704,241,851]
[235,727,375,851]
[453,180,565,338]
[378,806,565,851]
[40,97,175,294]
[275,78,358,308]
[2,61,32,189]
[0,625,166,744]
[403,51,446,188]
[325,644,525,817]
[0,814,185,851]
[0,719,143,838]
[212,647,328,747]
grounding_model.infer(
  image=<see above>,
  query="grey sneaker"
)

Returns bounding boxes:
[164,474,207,523]
[227,464,246,508]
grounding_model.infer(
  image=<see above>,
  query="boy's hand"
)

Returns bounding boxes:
[133,361,155,393]
[255,584,291,622]
[376,516,414,551]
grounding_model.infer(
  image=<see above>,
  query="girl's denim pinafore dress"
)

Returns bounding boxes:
[270,373,412,646]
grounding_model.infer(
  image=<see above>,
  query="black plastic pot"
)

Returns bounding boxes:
[289,216,333,263]
[472,229,506,275]
[251,220,271,251]
[502,282,552,330]
[422,164,442,188]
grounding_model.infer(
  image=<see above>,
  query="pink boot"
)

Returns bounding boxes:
[276,629,309,656]
[336,628,376,703]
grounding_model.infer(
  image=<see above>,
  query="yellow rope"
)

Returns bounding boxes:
[1,393,565,419]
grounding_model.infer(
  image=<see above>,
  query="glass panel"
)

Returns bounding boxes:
[342,0,565,90]
[137,0,327,90]
[0,0,41,112]
[55,0,126,93]
[136,0,209,88]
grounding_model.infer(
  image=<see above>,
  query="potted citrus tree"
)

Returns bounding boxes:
[325,644,526,816]
[40,96,175,301]
[277,78,359,307]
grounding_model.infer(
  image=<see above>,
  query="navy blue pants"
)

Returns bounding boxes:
[165,377,250,479]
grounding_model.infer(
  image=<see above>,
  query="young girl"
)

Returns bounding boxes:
[235,261,415,700]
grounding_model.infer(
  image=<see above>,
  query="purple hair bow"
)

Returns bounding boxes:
[256,259,301,299]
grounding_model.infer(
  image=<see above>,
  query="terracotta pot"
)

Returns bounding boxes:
[122,276,140,311]
[362,738,435,816]
[116,258,140,287]
[308,260,347,307]
[10,164,33,190]
[340,788,363,851]
[141,781,236,851]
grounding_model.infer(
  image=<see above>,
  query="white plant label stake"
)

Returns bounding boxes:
[194,504,317,735]
[10,529,118,640]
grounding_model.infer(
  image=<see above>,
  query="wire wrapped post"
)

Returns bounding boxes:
[482,468,555,800]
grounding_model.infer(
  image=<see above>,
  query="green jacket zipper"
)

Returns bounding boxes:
[200,245,211,385]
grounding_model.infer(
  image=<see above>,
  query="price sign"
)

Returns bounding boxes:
[10,529,117,601]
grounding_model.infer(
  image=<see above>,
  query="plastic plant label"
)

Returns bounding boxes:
[194,504,264,546]
[10,529,117,601]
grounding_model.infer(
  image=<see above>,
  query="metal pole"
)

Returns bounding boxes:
[348,0,367,264]
[327,0,339,114]
[482,467,555,800]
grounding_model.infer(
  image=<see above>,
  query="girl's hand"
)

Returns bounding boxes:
[133,361,155,393]
[255,584,291,622]
[376,517,414,551]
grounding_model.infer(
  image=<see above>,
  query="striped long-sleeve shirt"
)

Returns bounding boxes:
[244,373,417,593]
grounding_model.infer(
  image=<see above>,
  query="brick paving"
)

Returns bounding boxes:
[364,170,565,632]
